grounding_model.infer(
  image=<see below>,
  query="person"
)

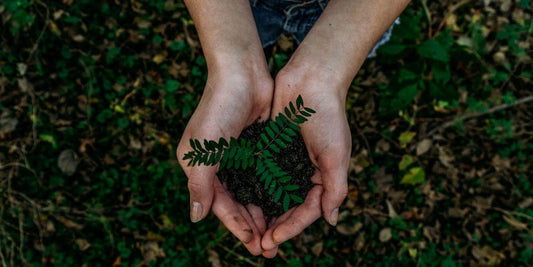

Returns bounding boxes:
[176,0,410,258]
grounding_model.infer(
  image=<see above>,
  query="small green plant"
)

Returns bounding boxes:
[183,95,315,211]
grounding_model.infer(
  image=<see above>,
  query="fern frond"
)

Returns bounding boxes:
[183,137,254,169]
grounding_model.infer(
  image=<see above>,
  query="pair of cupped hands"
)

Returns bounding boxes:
[176,61,351,258]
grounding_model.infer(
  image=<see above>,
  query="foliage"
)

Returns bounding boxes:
[0,0,531,266]
[183,95,314,211]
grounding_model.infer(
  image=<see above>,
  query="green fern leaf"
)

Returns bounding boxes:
[289,101,296,114]
[260,133,269,144]
[257,142,263,150]
[304,107,316,114]
[287,123,301,131]
[283,193,290,211]
[265,175,272,189]
[275,139,287,148]
[300,110,311,117]
[268,181,277,195]
[280,133,292,142]
[189,139,196,150]
[290,194,304,203]
[266,127,275,138]
[283,185,299,191]
[219,137,229,147]
[284,107,291,118]
[195,139,204,152]
[278,113,288,124]
[296,95,304,109]
[285,128,297,136]
[278,176,291,183]
[269,121,279,133]
[274,188,283,202]
[262,150,273,158]
[270,144,280,153]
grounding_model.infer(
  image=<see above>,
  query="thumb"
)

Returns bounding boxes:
[187,167,215,223]
[321,168,348,226]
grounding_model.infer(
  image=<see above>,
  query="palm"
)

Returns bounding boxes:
[177,76,272,255]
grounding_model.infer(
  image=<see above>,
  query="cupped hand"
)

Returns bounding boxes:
[177,70,273,256]
[260,67,351,257]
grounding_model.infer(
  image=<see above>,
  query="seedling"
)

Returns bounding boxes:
[183,95,315,211]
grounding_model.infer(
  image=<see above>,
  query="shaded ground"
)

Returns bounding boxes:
[0,0,532,266]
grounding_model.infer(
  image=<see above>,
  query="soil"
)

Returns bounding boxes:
[217,121,315,219]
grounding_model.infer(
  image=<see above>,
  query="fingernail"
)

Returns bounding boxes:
[329,208,339,226]
[191,201,203,223]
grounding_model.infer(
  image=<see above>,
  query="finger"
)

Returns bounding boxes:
[262,248,278,258]
[261,208,296,251]
[246,204,267,235]
[237,204,264,256]
[320,167,348,226]
[272,185,323,244]
[187,167,216,223]
[261,186,323,250]
[212,179,254,245]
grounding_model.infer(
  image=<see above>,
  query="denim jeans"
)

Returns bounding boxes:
[250,0,399,58]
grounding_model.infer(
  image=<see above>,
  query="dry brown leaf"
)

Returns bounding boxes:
[379,228,392,242]
[416,139,432,156]
[311,242,323,256]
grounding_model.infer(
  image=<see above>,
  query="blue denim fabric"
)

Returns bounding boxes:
[250,0,399,58]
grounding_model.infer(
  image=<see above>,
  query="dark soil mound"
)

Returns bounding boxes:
[217,121,314,219]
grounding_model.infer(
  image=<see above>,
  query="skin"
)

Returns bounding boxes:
[177,0,411,257]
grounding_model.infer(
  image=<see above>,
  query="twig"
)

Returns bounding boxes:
[217,244,259,266]
[433,0,473,37]
[26,0,49,62]
[422,95,533,140]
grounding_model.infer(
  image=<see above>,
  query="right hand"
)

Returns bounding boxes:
[176,69,273,255]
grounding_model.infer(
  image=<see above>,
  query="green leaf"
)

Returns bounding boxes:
[300,110,311,117]
[260,133,269,144]
[262,150,273,158]
[296,95,303,109]
[289,102,296,114]
[399,155,414,171]
[285,128,297,136]
[229,147,237,158]
[278,113,288,124]
[278,176,291,183]
[270,144,280,153]
[268,181,277,195]
[274,188,283,202]
[290,194,304,203]
[400,167,426,185]
[195,139,204,152]
[304,107,316,114]
[257,142,263,150]
[266,127,275,138]
[399,131,416,148]
[269,121,279,133]
[296,115,307,122]
[417,39,450,62]
[219,137,228,147]
[283,193,290,211]
[242,157,248,169]
[275,139,287,149]
[280,133,292,143]
[284,107,291,118]
[287,123,301,131]
[283,185,299,191]
[265,176,272,189]
[189,139,196,150]
[215,149,223,163]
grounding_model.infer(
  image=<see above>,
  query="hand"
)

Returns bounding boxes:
[177,69,273,256]
[260,66,351,258]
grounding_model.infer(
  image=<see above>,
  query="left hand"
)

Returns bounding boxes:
[260,65,351,258]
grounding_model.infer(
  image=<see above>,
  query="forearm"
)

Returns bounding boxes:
[184,0,268,76]
[286,0,410,91]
